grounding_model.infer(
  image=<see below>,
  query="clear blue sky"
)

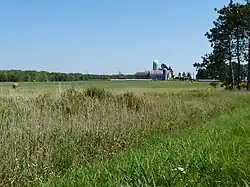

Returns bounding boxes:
[0,0,246,75]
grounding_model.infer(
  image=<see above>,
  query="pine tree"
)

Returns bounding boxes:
[194,0,249,90]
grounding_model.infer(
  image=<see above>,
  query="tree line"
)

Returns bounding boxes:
[0,69,195,82]
[194,0,250,90]
[175,72,193,80]
[0,70,135,82]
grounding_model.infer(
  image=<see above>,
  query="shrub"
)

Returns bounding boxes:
[209,82,218,88]
[220,82,226,87]
[224,84,232,90]
[220,82,232,90]
[241,82,247,89]
[12,83,18,89]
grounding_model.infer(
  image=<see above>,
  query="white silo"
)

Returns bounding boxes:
[153,60,158,70]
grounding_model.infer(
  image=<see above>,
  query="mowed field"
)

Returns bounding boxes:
[0,80,212,93]
[0,80,250,187]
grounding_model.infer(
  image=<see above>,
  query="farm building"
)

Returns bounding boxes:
[149,70,165,80]
[134,60,172,81]
[134,71,150,79]
[134,69,171,80]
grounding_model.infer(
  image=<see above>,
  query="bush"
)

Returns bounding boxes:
[220,82,233,90]
[241,82,247,89]
[12,83,18,89]
[209,82,218,88]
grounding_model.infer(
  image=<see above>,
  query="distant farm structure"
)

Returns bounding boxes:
[134,60,173,81]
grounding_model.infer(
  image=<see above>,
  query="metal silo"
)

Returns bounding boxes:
[153,60,158,70]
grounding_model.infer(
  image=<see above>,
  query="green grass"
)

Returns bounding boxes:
[0,81,248,186]
[41,102,250,187]
[0,80,212,93]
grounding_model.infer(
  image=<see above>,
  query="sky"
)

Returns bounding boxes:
[0,0,247,75]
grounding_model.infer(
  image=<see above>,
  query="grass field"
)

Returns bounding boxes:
[43,104,250,187]
[0,80,212,93]
[0,80,249,186]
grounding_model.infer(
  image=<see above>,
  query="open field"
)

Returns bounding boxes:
[0,80,212,94]
[0,81,249,186]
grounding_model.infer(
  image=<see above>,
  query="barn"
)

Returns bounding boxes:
[134,71,150,79]
[135,69,171,80]
[149,70,165,80]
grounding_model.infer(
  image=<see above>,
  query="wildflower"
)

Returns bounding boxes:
[173,167,186,174]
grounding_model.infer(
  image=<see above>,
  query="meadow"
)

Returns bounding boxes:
[0,80,211,93]
[0,81,249,186]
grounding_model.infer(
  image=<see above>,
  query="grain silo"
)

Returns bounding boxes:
[153,60,158,70]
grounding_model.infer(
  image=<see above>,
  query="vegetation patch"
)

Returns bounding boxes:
[42,104,250,187]
[0,86,247,186]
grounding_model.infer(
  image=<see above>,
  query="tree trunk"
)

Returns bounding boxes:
[229,36,234,90]
[247,37,250,90]
[247,0,250,90]
[229,60,234,90]
[236,35,241,90]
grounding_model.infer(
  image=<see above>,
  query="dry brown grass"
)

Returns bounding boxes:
[0,86,245,186]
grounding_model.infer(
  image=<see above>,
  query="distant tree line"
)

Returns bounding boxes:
[174,72,193,81]
[193,0,250,90]
[0,70,135,82]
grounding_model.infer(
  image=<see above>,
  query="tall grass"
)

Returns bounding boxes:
[43,104,250,187]
[0,87,245,186]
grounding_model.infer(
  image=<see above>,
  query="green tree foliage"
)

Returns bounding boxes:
[178,72,181,78]
[160,63,168,70]
[0,70,135,82]
[182,72,186,79]
[187,72,192,80]
[168,66,174,78]
[194,0,250,90]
